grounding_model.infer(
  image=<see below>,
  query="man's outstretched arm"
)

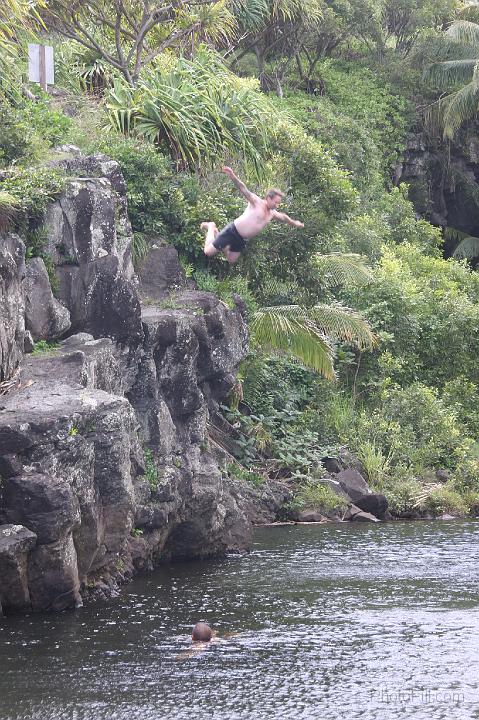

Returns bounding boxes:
[222,166,259,204]
[272,210,304,228]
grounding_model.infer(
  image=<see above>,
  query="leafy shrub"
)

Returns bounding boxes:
[277,91,383,195]
[383,477,423,516]
[311,60,411,178]
[93,136,185,238]
[414,483,468,517]
[23,96,72,148]
[350,383,468,475]
[0,190,19,232]
[291,480,348,514]
[0,97,47,167]
[32,340,59,355]
[345,244,479,392]
[451,457,479,494]
[372,186,443,255]
[143,448,159,491]
[0,95,72,168]
[226,462,264,487]
[0,166,66,236]
[193,270,257,316]
[243,355,319,416]
[442,377,479,437]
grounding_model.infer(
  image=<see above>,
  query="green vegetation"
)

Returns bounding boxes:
[106,50,276,176]
[227,462,265,488]
[2,0,479,519]
[291,481,348,515]
[31,340,59,355]
[143,448,159,492]
[0,167,66,238]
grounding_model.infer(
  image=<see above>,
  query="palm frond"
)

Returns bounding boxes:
[444,226,470,244]
[459,2,479,23]
[426,69,479,139]
[426,59,479,88]
[232,0,269,31]
[444,226,479,261]
[445,20,479,48]
[443,67,479,138]
[314,252,373,288]
[251,307,335,379]
[258,303,375,350]
[453,235,479,260]
[308,304,376,349]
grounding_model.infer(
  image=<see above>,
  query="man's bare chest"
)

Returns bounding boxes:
[247,204,272,224]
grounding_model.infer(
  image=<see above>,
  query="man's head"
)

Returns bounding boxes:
[265,188,284,210]
[192,622,213,642]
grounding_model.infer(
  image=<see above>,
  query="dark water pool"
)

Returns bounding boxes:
[1,520,479,719]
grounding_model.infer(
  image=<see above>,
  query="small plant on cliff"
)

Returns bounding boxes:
[0,191,19,232]
[31,340,59,355]
[0,166,66,235]
[143,448,159,491]
[226,462,264,488]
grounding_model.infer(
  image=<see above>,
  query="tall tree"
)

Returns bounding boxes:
[231,0,324,94]
[426,8,479,138]
[41,0,227,86]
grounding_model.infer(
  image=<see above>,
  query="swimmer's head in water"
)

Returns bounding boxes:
[192,622,213,642]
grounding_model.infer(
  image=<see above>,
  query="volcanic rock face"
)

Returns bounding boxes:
[0,151,251,613]
[24,256,71,341]
[0,234,25,382]
[43,152,142,343]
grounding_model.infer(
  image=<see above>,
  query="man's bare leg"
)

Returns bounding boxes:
[201,222,219,256]
[224,248,241,264]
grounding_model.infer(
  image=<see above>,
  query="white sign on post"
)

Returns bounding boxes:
[28,44,54,90]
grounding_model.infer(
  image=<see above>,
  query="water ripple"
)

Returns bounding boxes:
[1,520,479,720]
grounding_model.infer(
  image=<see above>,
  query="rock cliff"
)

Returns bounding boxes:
[0,150,257,614]
[395,130,479,252]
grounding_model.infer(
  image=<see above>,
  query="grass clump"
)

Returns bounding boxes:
[143,447,159,492]
[291,480,348,514]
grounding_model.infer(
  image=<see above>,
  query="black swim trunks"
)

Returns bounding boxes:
[213,222,246,253]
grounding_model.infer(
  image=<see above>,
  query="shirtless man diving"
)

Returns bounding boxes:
[201,166,304,264]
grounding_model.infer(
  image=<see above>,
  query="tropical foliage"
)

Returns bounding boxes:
[3,0,479,519]
[426,15,479,139]
[0,0,44,97]
[105,49,276,174]
[41,0,238,85]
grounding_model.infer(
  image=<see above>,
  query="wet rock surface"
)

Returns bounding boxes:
[0,153,252,613]
[0,234,25,382]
